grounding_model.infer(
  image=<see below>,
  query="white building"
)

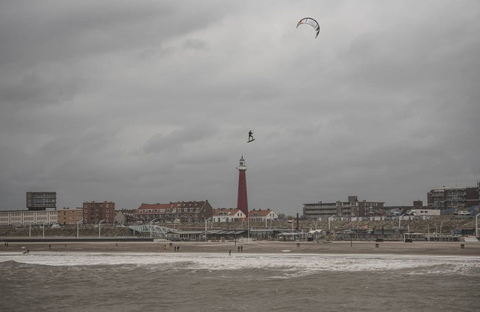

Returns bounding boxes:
[0,210,58,226]
[212,208,246,222]
[248,209,278,221]
[409,209,441,216]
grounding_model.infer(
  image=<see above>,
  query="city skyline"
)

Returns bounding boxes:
[1,1,479,214]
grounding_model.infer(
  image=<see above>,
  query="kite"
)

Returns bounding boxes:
[296,17,320,38]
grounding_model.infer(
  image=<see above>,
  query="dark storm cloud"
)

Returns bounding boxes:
[0,1,479,213]
[0,1,221,68]
[0,71,82,112]
[144,124,218,154]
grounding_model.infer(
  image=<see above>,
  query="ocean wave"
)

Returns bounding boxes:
[1,253,479,276]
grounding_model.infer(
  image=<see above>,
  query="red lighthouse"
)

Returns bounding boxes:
[237,155,249,218]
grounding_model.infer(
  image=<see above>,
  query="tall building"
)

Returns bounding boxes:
[26,192,56,210]
[303,196,385,219]
[427,183,480,210]
[82,201,115,224]
[237,155,249,218]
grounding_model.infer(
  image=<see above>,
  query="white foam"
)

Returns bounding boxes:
[1,252,479,275]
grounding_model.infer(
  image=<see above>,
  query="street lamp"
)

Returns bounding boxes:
[328,215,336,230]
[149,218,158,238]
[476,213,480,238]
[475,213,480,239]
[77,220,83,238]
[98,220,105,238]
[398,214,405,228]
[247,216,250,243]
[204,218,211,242]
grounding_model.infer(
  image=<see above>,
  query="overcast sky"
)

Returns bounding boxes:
[1,0,479,214]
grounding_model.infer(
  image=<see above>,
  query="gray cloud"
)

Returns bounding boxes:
[144,124,218,154]
[0,1,479,213]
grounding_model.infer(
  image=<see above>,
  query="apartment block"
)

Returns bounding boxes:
[303,196,385,219]
[134,200,213,223]
[427,182,480,210]
[83,201,115,224]
[26,192,56,210]
[58,207,84,225]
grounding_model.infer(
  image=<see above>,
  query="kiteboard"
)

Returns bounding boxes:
[247,138,255,143]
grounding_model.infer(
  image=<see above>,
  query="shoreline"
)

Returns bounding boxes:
[1,240,480,257]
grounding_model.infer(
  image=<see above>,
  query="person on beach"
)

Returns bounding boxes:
[229,250,232,256]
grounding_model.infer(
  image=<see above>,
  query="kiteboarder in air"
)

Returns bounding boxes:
[248,130,255,143]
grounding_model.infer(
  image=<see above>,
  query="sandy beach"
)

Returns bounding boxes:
[2,240,480,256]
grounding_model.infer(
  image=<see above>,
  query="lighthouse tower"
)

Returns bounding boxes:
[237,155,249,218]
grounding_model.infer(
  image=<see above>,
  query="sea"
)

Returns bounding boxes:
[1,252,479,312]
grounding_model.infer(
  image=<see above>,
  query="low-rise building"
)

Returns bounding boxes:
[248,209,278,222]
[0,210,58,226]
[212,208,246,222]
[114,211,127,225]
[409,209,441,216]
[134,200,213,223]
[58,207,83,225]
[384,201,430,217]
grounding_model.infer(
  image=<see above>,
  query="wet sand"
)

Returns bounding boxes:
[2,240,480,256]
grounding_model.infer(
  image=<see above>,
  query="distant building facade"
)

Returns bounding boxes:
[113,211,127,225]
[303,196,385,219]
[134,201,213,223]
[409,208,441,217]
[383,201,429,217]
[427,183,480,210]
[0,210,58,226]
[26,192,56,210]
[212,208,246,222]
[248,209,279,222]
[58,208,83,225]
[83,201,115,224]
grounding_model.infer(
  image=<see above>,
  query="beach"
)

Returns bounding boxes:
[2,239,480,256]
